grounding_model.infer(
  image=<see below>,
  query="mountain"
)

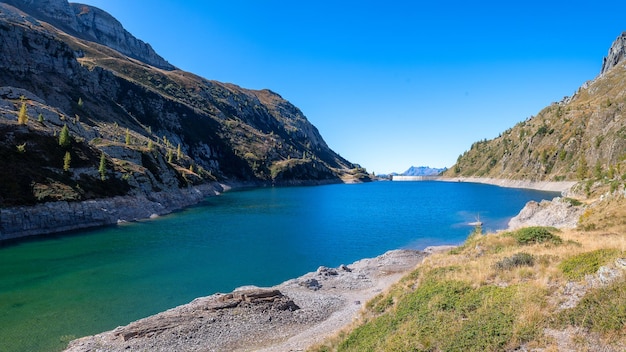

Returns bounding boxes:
[402,166,446,176]
[0,0,368,209]
[444,32,626,188]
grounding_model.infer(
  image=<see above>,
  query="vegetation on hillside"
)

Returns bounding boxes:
[312,221,626,351]
[445,64,626,188]
[0,6,369,207]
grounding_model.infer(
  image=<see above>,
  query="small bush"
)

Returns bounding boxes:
[562,197,583,206]
[558,249,622,281]
[494,252,535,270]
[506,227,562,245]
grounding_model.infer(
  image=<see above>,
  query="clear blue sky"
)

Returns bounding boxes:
[80,0,625,174]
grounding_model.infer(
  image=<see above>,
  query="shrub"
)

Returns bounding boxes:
[562,197,582,206]
[16,143,26,153]
[558,249,622,281]
[494,252,535,270]
[506,227,562,245]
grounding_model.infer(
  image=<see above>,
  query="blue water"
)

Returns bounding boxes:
[0,181,558,351]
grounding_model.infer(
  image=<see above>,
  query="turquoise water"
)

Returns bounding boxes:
[0,181,559,352]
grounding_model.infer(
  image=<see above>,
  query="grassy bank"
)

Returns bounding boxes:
[311,198,626,351]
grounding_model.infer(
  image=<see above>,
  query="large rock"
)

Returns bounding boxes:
[508,197,586,230]
[601,32,626,75]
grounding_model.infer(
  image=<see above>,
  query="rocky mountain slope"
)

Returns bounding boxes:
[0,1,367,211]
[445,33,626,192]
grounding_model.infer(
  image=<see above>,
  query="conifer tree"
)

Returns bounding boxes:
[38,113,44,123]
[176,144,182,161]
[167,149,174,163]
[59,124,70,148]
[125,128,131,145]
[17,102,28,125]
[147,140,154,151]
[99,153,107,180]
[63,151,71,172]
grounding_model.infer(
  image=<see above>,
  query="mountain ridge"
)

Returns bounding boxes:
[444,33,626,191]
[2,0,175,69]
[0,0,368,239]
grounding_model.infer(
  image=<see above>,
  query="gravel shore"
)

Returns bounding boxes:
[65,248,443,352]
[436,177,577,194]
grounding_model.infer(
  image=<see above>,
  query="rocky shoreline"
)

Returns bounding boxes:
[65,248,442,352]
[0,183,228,242]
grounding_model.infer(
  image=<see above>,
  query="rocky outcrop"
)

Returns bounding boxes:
[507,197,586,229]
[0,183,225,241]
[1,0,174,70]
[70,3,175,70]
[601,32,626,75]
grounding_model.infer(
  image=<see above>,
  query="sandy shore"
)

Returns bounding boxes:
[435,177,577,194]
[65,248,453,352]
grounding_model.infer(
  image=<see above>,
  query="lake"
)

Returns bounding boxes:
[0,181,559,352]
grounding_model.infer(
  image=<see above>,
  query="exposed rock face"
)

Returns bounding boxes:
[507,197,586,229]
[70,3,175,70]
[601,32,626,75]
[1,0,174,69]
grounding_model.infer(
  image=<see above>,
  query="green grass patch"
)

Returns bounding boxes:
[336,269,542,352]
[505,226,562,245]
[558,249,622,281]
[557,276,626,334]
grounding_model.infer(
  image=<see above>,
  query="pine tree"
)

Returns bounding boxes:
[125,128,131,145]
[147,140,154,151]
[17,102,28,125]
[167,149,174,163]
[77,97,83,108]
[59,124,70,148]
[176,144,182,161]
[37,113,44,123]
[99,153,107,180]
[63,151,71,172]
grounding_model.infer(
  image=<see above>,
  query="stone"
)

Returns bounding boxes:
[300,278,322,291]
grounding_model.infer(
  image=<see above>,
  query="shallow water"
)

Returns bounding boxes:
[0,181,558,352]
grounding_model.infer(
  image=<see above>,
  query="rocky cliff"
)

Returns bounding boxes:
[601,32,626,75]
[0,0,367,239]
[2,0,174,69]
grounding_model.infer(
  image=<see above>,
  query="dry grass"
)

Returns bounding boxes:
[310,216,626,352]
